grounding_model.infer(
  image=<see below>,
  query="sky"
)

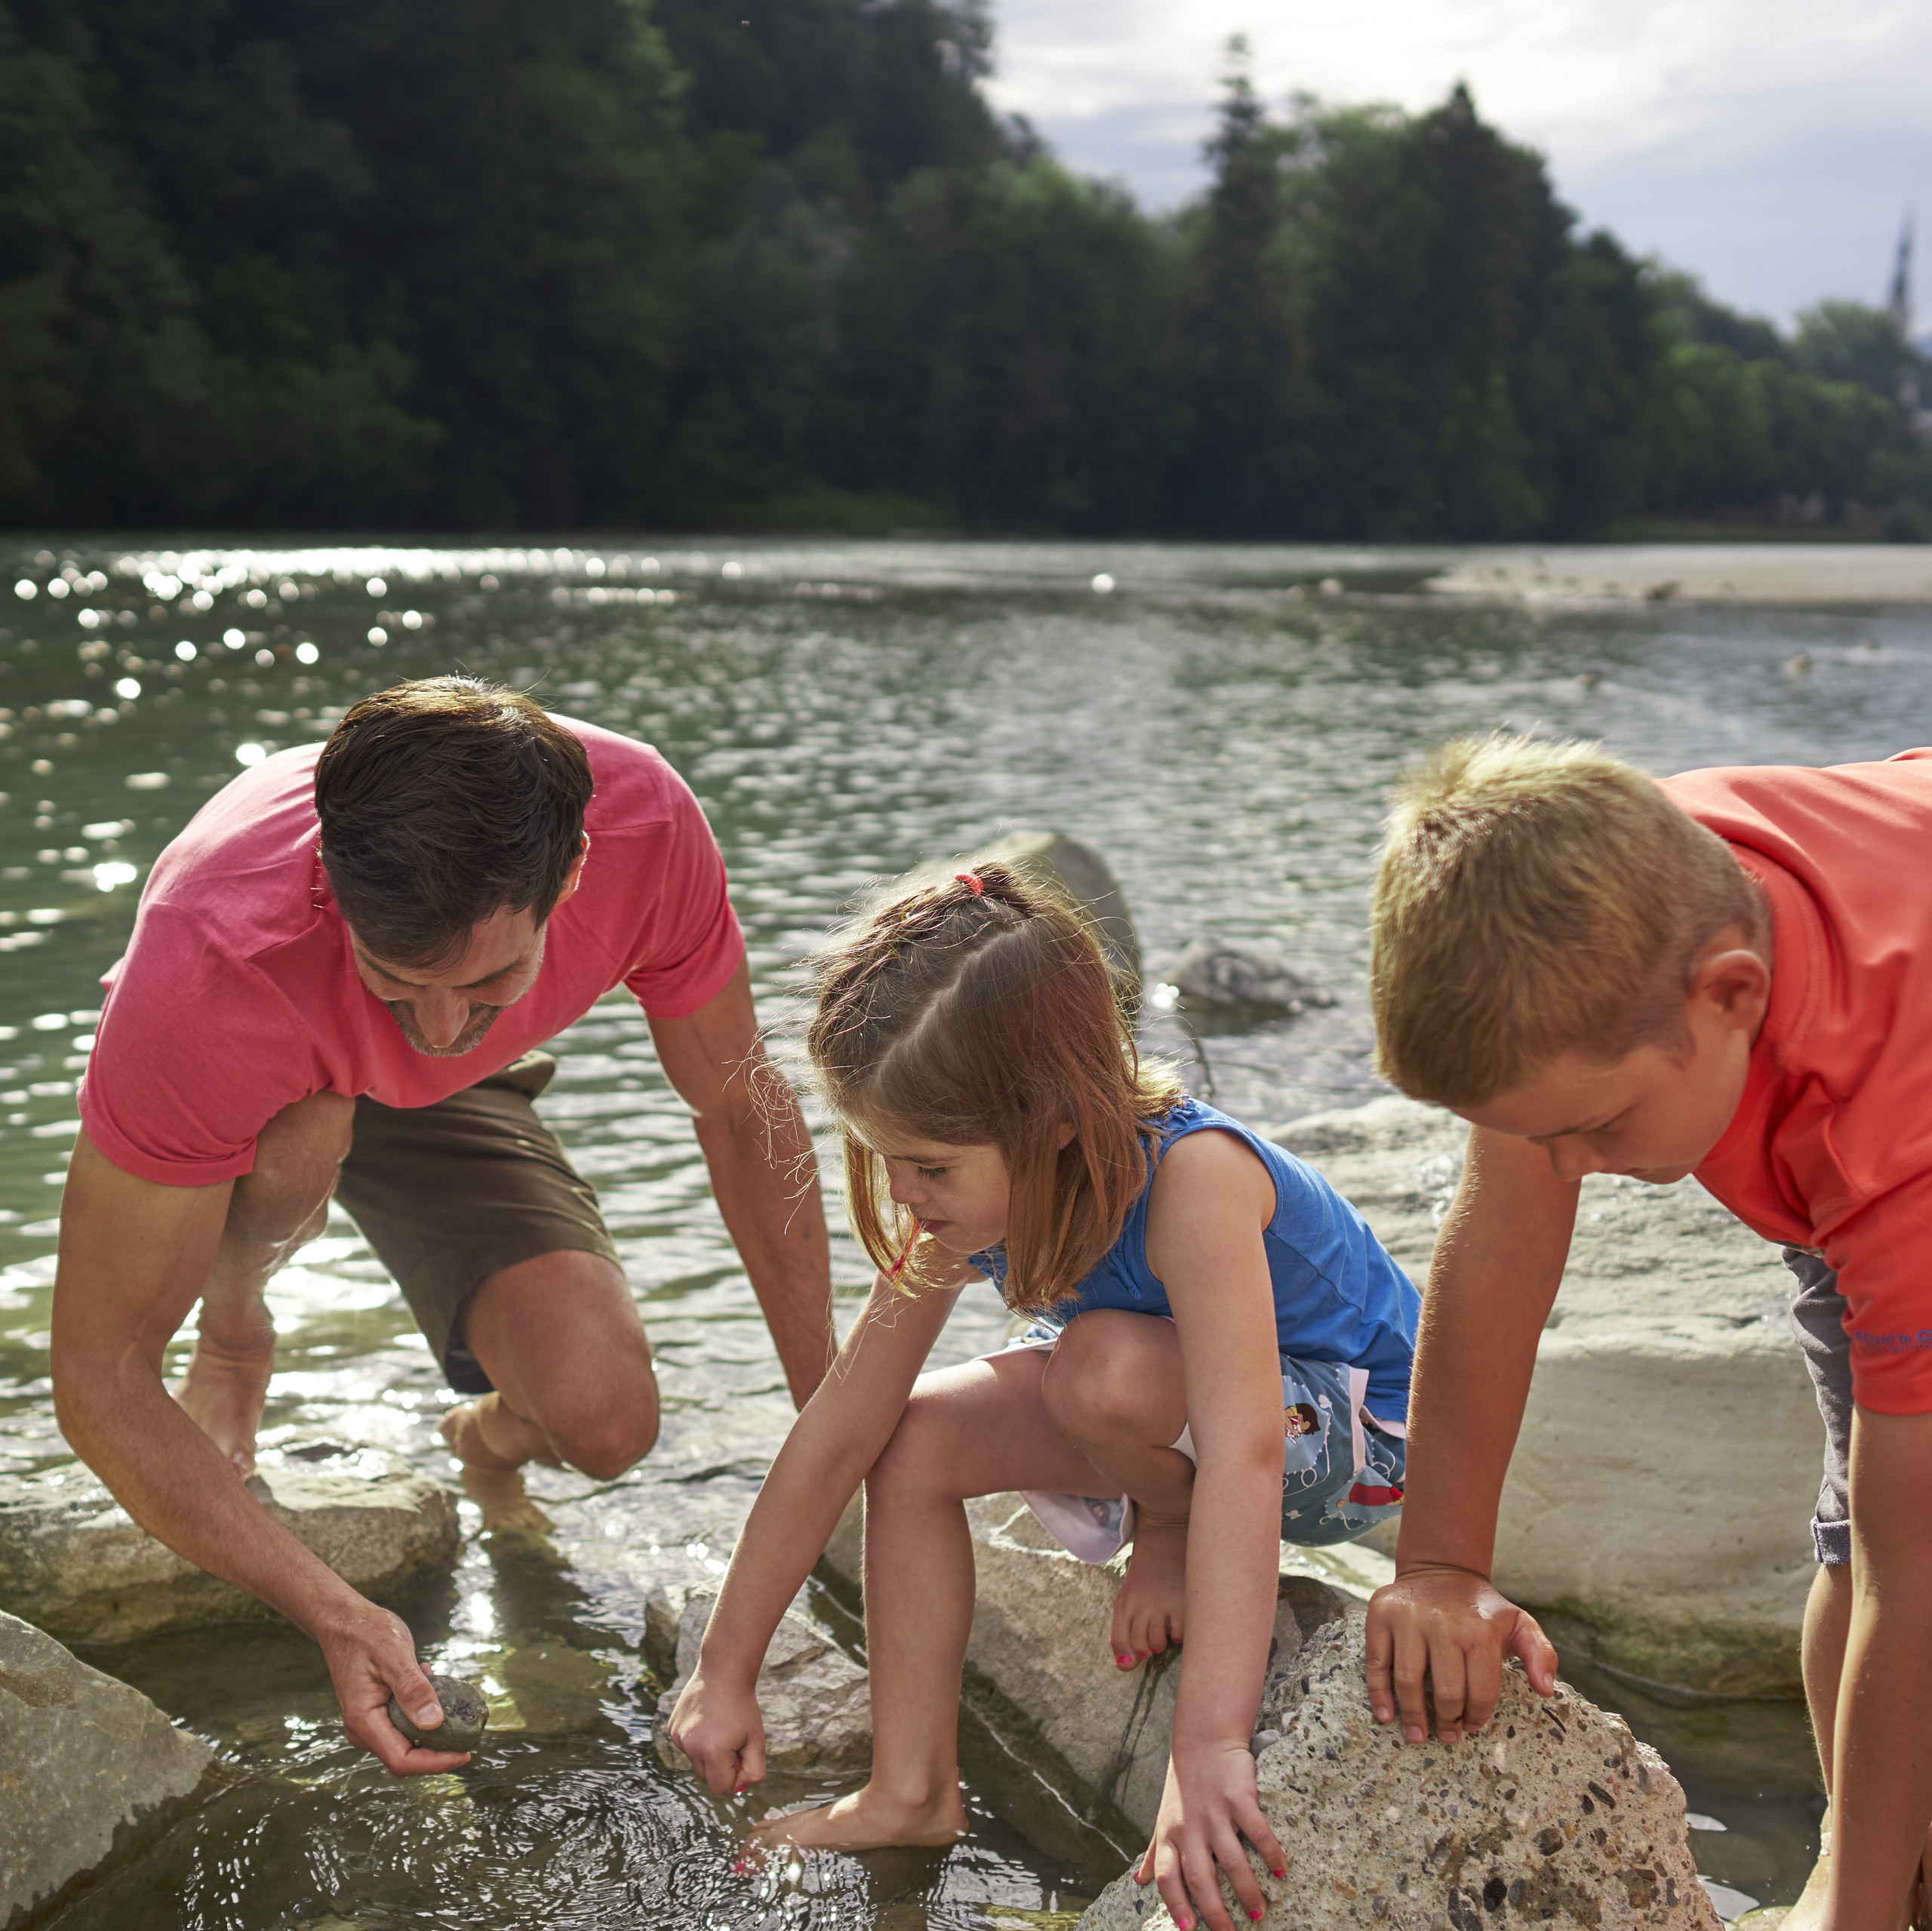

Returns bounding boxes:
[983,0,1932,331]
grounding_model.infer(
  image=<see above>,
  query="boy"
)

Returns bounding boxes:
[1361,733,1932,1931]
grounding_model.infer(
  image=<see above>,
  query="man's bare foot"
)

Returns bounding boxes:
[457,1462,556,1537]
[1110,1517,1186,1668]
[741,1784,967,1858]
[440,1394,562,1474]
[175,1330,277,1474]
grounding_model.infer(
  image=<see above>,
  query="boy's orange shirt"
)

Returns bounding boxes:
[1666,748,1932,1413]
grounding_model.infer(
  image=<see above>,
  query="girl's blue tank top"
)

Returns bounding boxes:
[970,1095,1419,1420]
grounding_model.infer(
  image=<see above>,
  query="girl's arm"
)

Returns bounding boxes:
[667,1262,965,1794]
[1143,1130,1294,1931]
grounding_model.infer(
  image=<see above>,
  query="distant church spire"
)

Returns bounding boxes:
[1889,212,1915,337]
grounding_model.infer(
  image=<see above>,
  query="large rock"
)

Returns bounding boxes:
[0,1442,461,1644]
[652,1585,871,1776]
[821,1492,1358,1835]
[1077,1619,1721,1931]
[0,1609,216,1929]
[1274,1096,1821,1696]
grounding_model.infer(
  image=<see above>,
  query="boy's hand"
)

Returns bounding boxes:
[1365,1564,1558,1745]
[1135,1741,1287,1931]
[665,1668,767,1796]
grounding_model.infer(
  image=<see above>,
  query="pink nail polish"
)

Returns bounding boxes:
[1272,1868,1286,1879]
[1251,1912,1265,1922]
[1115,1653,1131,1667]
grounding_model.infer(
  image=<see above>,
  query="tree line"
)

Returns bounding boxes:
[3,0,1929,539]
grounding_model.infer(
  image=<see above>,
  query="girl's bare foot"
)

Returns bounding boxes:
[1110,1517,1187,1668]
[175,1327,277,1474]
[742,1783,968,1858]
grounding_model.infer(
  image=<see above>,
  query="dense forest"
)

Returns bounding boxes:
[3,0,1930,538]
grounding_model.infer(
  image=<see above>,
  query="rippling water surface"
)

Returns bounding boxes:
[5,537,1928,1924]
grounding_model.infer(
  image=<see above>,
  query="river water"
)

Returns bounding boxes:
[5,536,1926,1925]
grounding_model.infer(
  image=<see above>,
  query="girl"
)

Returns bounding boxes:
[668,866,1418,1931]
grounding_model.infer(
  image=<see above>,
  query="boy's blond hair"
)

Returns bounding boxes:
[1371,733,1767,1108]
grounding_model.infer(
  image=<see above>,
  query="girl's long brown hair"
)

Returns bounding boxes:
[807,862,1181,1314]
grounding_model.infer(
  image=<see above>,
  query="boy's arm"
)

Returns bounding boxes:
[1364,1124,1573,1742]
[1828,1408,1932,1927]
[666,1265,963,1794]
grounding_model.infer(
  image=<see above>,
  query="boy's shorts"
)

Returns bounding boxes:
[333,1050,621,1394]
[996,1325,1407,1564]
[1786,1245,1853,1566]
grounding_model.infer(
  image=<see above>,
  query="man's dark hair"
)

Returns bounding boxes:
[314,678,595,967]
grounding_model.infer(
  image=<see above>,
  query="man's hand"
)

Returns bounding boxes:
[1365,1564,1558,1745]
[53,1130,460,1776]
[1134,1742,1287,1931]
[665,1667,767,1796]
[317,1598,472,1776]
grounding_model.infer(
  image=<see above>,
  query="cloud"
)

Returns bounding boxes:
[984,0,1932,322]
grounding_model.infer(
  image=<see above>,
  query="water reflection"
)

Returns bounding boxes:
[6,537,1928,1922]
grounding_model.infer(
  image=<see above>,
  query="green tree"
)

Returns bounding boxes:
[1165,42,1309,534]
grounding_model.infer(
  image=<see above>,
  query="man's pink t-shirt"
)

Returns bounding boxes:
[78,718,744,1188]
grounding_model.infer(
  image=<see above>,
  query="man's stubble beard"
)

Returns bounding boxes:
[384,1000,505,1059]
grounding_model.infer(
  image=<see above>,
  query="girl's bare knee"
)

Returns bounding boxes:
[864,1391,958,1506]
[1040,1312,1160,1445]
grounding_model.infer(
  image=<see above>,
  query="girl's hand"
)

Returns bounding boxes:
[665,1668,767,1797]
[1135,1742,1287,1931]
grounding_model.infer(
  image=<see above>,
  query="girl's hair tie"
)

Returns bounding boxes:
[954,870,986,896]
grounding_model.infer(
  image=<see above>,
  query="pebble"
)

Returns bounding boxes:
[388,1673,489,1752]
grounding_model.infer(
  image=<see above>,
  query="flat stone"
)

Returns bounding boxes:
[653,1585,871,1776]
[0,1441,461,1644]
[822,1493,1355,1835]
[0,1609,215,1929]
[1077,1619,1721,1931]
[1273,1096,1822,1695]
[387,1673,488,1751]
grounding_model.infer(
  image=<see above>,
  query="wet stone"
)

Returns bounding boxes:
[388,1674,489,1752]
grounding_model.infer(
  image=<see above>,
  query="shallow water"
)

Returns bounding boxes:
[5,536,1921,1922]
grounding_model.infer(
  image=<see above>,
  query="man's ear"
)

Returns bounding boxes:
[553,834,591,907]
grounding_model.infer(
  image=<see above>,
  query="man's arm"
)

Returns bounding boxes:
[50,1133,467,1775]
[1364,1124,1573,1742]
[1826,1409,1932,1928]
[648,956,834,1407]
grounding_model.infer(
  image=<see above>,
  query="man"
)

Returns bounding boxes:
[50,678,832,1777]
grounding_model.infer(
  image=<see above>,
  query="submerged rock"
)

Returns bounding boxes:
[1077,1619,1720,1931]
[387,1673,488,1752]
[652,1585,870,1776]
[1165,939,1334,1016]
[0,1609,216,1929]
[0,1441,460,1644]
[1276,1096,1820,1696]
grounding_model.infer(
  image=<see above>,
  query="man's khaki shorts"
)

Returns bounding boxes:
[334,1051,620,1394]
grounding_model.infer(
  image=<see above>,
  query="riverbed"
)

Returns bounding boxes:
[6,537,1927,1925]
